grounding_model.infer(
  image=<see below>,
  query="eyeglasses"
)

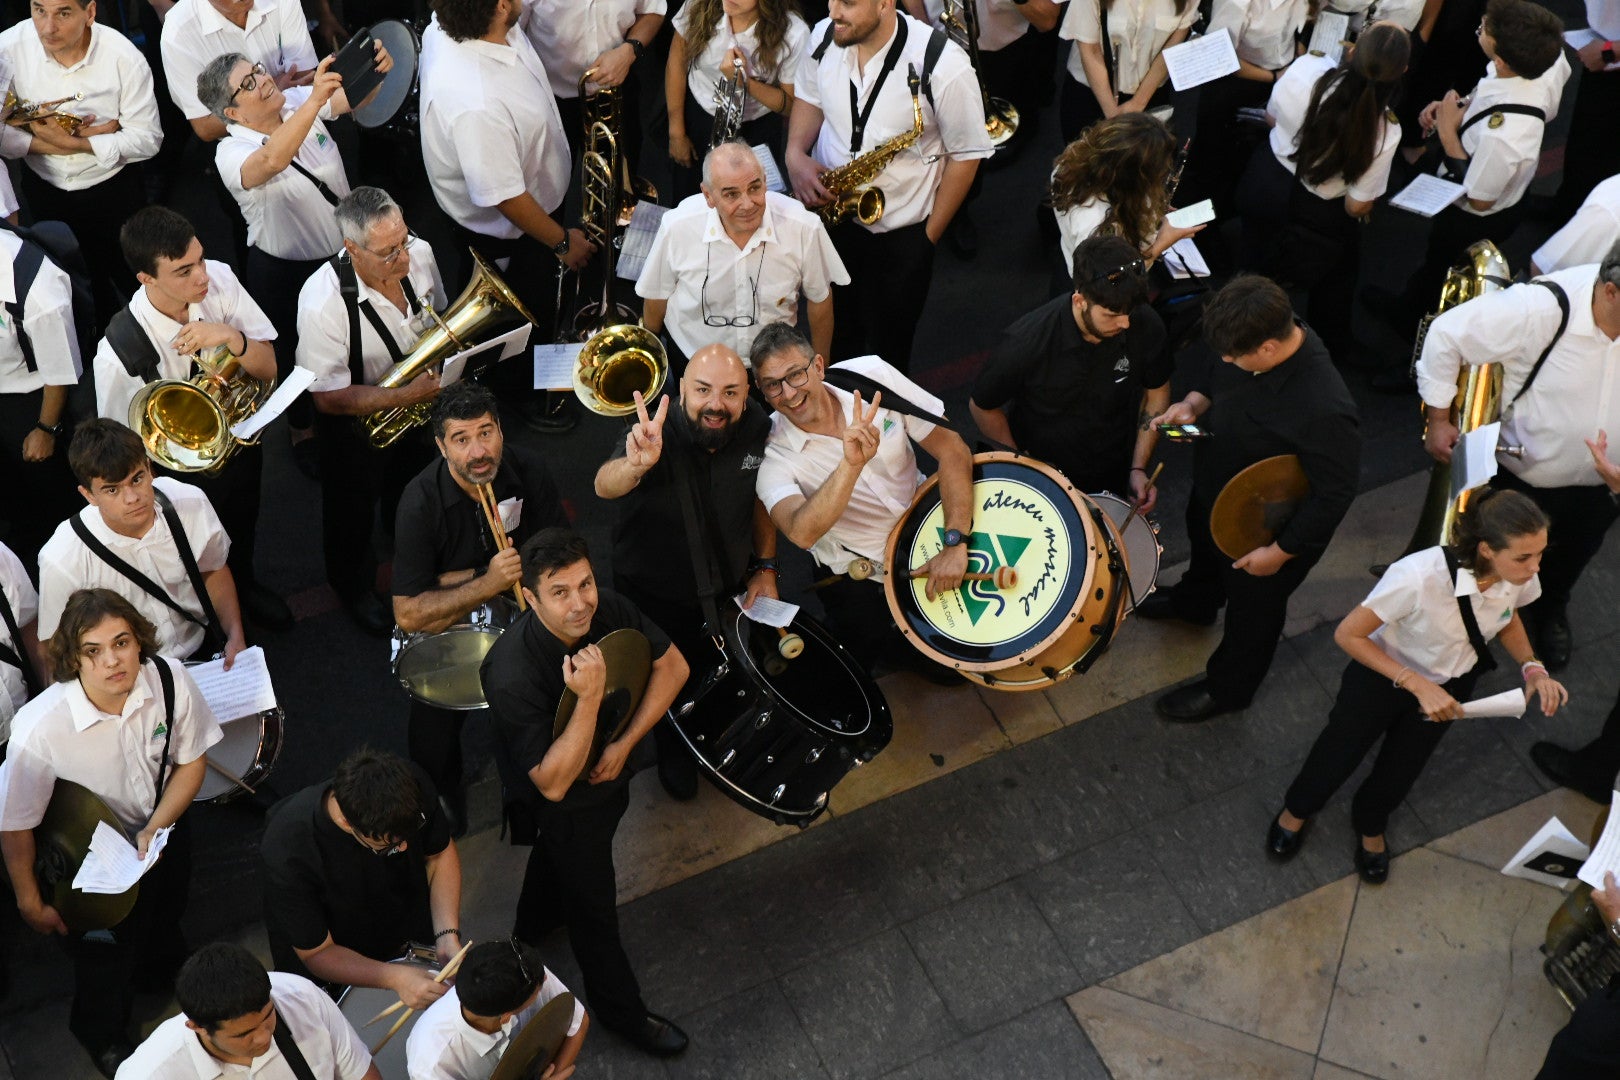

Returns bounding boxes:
[700,244,765,328]
[1089,259,1147,288]
[362,231,418,265]
[757,362,812,399]
[232,62,269,100]
[349,811,425,857]
[508,937,537,989]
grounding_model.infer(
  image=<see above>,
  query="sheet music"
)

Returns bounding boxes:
[72,821,171,894]
[231,367,315,441]
[1578,794,1620,888]
[498,497,522,533]
[1308,13,1351,64]
[533,343,583,391]
[1162,31,1240,92]
[1390,174,1466,217]
[1451,421,1501,501]
[753,143,788,193]
[187,645,278,721]
[1460,686,1527,719]
[615,200,670,282]
[734,594,800,628]
[1164,237,1211,280]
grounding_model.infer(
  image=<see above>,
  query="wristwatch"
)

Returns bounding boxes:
[34,420,64,438]
[552,234,570,259]
[1604,41,1617,65]
[942,528,967,548]
[624,37,646,62]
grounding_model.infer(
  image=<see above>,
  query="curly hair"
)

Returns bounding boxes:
[1048,113,1177,253]
[435,0,502,42]
[681,0,798,82]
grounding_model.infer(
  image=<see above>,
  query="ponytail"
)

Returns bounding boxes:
[1292,23,1410,189]
[1446,489,1549,574]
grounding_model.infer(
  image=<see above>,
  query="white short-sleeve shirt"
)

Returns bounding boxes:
[0,655,222,833]
[1589,0,1620,38]
[405,971,586,1080]
[758,356,940,573]
[37,478,232,660]
[1052,195,1113,270]
[1206,0,1312,70]
[1534,175,1620,273]
[160,0,318,122]
[635,190,849,362]
[215,87,348,261]
[1061,0,1199,94]
[522,0,667,99]
[920,0,1036,53]
[0,22,162,191]
[672,5,808,122]
[1450,59,1570,217]
[419,18,571,240]
[0,229,82,395]
[1267,53,1400,201]
[117,971,373,1080]
[296,242,447,392]
[0,541,38,735]
[1362,545,1541,683]
[94,263,279,428]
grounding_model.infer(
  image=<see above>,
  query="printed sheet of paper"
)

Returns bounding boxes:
[187,645,278,721]
[72,821,171,894]
[1164,237,1211,280]
[1308,12,1351,64]
[533,343,584,391]
[753,143,788,193]
[1163,31,1240,92]
[231,367,315,441]
[1451,421,1501,501]
[437,324,532,390]
[1390,174,1466,217]
[1461,686,1527,719]
[1503,816,1588,888]
[615,200,671,282]
[734,594,800,629]
[1578,794,1620,888]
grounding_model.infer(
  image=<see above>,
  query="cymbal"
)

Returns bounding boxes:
[1210,454,1310,560]
[490,992,576,1080]
[35,780,140,933]
[552,629,652,769]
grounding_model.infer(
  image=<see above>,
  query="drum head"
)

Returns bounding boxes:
[194,713,263,801]
[396,627,504,709]
[491,993,576,1080]
[1088,492,1161,612]
[352,20,420,129]
[338,956,435,1071]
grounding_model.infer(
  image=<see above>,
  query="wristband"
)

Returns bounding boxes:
[1392,667,1413,689]
[1130,467,1147,473]
[1603,41,1616,65]
[624,37,646,62]
[34,421,64,438]
[434,927,459,940]
[749,557,778,574]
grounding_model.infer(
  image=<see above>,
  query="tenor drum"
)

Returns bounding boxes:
[392,598,516,710]
[193,708,284,803]
[352,20,421,132]
[666,607,891,826]
[883,452,1129,692]
[337,947,436,1075]
[1087,492,1162,612]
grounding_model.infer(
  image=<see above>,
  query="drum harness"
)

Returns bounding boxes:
[0,585,41,698]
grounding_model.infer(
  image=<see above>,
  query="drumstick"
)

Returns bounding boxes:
[908,566,1018,589]
[476,483,527,612]
[366,939,475,1052]
[1126,463,1166,526]
[203,754,257,796]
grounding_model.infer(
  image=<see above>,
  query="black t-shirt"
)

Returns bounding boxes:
[608,396,769,605]
[392,444,568,598]
[480,589,672,810]
[1187,325,1361,558]
[259,767,450,979]
[972,293,1170,486]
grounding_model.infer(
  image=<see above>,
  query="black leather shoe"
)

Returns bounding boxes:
[1537,610,1572,672]
[658,751,699,801]
[1354,842,1390,885]
[240,581,294,632]
[1530,741,1614,803]
[438,791,468,839]
[613,1013,689,1057]
[1156,681,1241,723]
[347,592,394,639]
[91,1040,134,1079]
[1134,591,1217,627]
[1266,813,1307,860]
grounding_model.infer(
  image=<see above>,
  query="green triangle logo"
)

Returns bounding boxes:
[936,529,1029,625]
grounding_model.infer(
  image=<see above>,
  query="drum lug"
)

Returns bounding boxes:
[720,749,735,767]
[768,783,787,804]
[754,709,772,730]
[805,747,822,764]
[676,700,695,717]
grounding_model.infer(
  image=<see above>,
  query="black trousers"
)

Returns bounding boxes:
[1537,972,1620,1079]
[1167,493,1321,707]
[1490,471,1618,616]
[1393,201,1526,338]
[0,388,78,568]
[1284,660,1481,837]
[159,444,265,589]
[1558,68,1620,219]
[1179,75,1271,217]
[828,220,934,372]
[452,223,561,403]
[408,700,475,798]
[314,411,431,600]
[813,567,957,680]
[244,247,326,430]
[19,166,144,334]
[513,784,647,1030]
[669,96,786,203]
[65,815,191,1055]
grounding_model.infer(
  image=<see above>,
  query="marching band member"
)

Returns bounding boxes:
[405,939,588,1080]
[750,321,973,677]
[0,589,222,1078]
[786,0,992,372]
[593,343,778,800]
[159,0,318,143]
[480,528,691,1058]
[38,420,246,666]
[1415,243,1620,674]
[1555,0,1620,221]
[1056,0,1195,141]
[117,942,382,1080]
[1267,490,1565,884]
[259,748,465,1015]
[909,0,1061,149]
[297,187,445,637]
[1536,870,1620,1076]
[1533,173,1620,275]
[522,0,665,164]
[1141,275,1361,722]
[0,217,82,567]
[637,141,849,370]
[971,235,1169,503]
[91,206,289,631]
[0,541,43,748]
[391,384,567,836]
[0,0,161,326]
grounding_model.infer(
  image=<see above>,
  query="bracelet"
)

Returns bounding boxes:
[1130,467,1147,474]
[624,37,646,62]
[1521,663,1548,680]
[1519,657,1543,672]
[34,421,63,438]
[1392,667,1413,689]
[434,927,459,941]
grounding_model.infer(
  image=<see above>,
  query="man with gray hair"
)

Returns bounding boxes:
[294,186,446,635]
[636,140,847,372]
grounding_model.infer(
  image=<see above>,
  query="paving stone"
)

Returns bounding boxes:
[881,1001,1111,1080]
[665,982,828,1080]
[1400,717,1547,839]
[901,880,1080,1033]
[616,880,778,1020]
[1068,986,1317,1079]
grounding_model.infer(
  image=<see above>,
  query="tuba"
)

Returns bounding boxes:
[3,90,87,135]
[939,0,1018,148]
[361,250,539,448]
[711,57,748,148]
[1542,807,1617,1009]
[130,347,274,475]
[817,66,925,227]
[1401,241,1519,554]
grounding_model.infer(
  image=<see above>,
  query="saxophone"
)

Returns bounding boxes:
[817,66,924,227]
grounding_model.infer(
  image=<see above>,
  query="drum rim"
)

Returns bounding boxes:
[1085,490,1160,612]
[725,606,886,739]
[353,19,422,129]
[882,451,1103,673]
[193,707,286,803]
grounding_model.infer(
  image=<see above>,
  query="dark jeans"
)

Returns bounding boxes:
[244,247,327,430]
[0,387,78,568]
[1536,972,1620,1079]
[20,166,144,334]
[513,784,648,1030]
[314,411,431,600]
[160,444,265,589]
[828,220,934,373]
[408,700,475,798]
[1489,471,1619,616]
[1284,661,1480,837]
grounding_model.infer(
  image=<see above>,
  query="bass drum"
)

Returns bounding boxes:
[667,607,891,826]
[883,452,1129,692]
[1087,492,1162,612]
[337,946,436,1075]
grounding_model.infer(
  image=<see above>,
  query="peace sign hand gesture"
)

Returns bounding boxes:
[841,389,883,469]
[626,391,668,473]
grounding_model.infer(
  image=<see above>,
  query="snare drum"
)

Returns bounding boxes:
[883,452,1129,692]
[392,598,516,710]
[193,708,284,803]
[337,946,436,1075]
[1087,492,1162,612]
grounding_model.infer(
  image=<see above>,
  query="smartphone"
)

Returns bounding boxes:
[1158,423,1212,440]
[1166,200,1216,229]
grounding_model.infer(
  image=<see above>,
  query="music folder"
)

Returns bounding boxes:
[332,29,383,103]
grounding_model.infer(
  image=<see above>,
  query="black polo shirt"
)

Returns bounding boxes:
[480,589,671,811]
[1187,325,1361,558]
[392,444,568,597]
[259,766,450,979]
[608,395,769,606]
[972,293,1170,487]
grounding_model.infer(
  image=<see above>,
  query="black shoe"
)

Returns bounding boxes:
[91,1041,135,1079]
[291,433,320,481]
[438,790,468,839]
[240,581,294,632]
[1530,741,1614,803]
[1266,813,1307,860]
[1156,681,1241,723]
[611,1012,689,1057]
[1536,610,1572,672]
[1369,367,1417,395]
[1354,841,1390,885]
[657,751,699,801]
[1134,591,1217,627]
[346,592,394,638]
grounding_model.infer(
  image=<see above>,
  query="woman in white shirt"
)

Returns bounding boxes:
[666,0,807,199]
[1057,0,1199,141]
[1267,490,1568,884]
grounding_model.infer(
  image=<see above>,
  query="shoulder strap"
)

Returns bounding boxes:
[1442,546,1499,673]
[105,306,164,383]
[68,513,211,630]
[669,444,725,635]
[271,1002,321,1080]
[921,27,947,112]
[0,586,41,698]
[152,657,177,804]
[283,155,343,208]
[811,21,836,61]
[155,487,225,645]
[333,255,367,388]
[1508,280,1570,406]
[7,239,46,374]
[1458,102,1546,138]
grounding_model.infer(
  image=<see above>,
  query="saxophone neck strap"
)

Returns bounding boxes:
[848,14,909,154]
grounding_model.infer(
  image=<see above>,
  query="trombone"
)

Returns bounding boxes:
[939,0,1018,147]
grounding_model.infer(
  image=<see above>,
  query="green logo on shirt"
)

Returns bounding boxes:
[152,722,168,740]
[882,418,895,434]
[940,529,1031,625]
[315,133,328,148]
